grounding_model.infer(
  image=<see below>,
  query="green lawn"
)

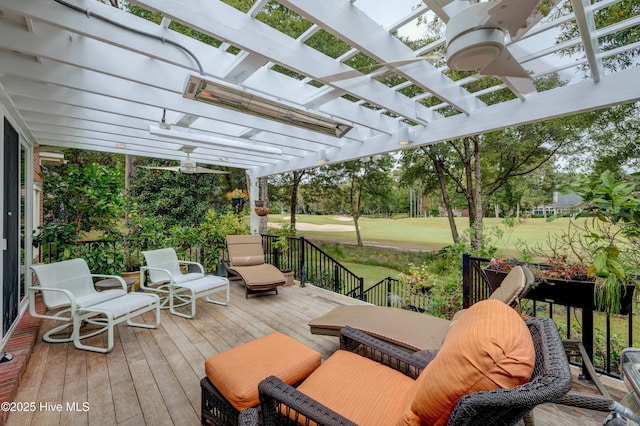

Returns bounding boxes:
[341,262,402,289]
[268,214,574,256]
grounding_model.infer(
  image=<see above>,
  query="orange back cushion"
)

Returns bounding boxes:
[404,299,535,426]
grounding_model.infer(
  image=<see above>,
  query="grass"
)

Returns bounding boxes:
[340,262,402,289]
[268,214,575,256]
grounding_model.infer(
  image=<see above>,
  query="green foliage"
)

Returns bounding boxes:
[556,0,640,71]
[567,170,640,313]
[129,165,228,228]
[306,269,339,293]
[200,210,249,271]
[397,244,464,319]
[37,162,124,246]
[52,241,125,275]
[313,241,432,273]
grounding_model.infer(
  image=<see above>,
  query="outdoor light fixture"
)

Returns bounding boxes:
[183,74,353,138]
[397,127,412,145]
[317,150,330,164]
[149,125,283,155]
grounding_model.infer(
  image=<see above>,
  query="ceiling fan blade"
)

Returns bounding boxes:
[139,165,181,172]
[480,47,531,78]
[321,55,441,83]
[487,0,542,38]
[510,0,564,41]
[193,166,229,174]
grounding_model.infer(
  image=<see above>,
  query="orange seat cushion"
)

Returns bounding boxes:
[296,350,416,425]
[205,333,321,410]
[403,299,535,426]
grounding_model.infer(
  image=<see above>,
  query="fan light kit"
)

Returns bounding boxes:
[183,75,353,138]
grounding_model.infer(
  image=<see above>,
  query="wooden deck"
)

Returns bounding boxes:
[7,282,630,425]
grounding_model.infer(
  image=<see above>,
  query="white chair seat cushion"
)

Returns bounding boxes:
[85,293,158,318]
[173,272,205,283]
[76,289,127,308]
[178,276,229,292]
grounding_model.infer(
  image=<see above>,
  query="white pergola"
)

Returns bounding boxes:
[0,0,639,181]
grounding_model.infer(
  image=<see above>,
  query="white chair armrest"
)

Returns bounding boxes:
[28,285,77,320]
[92,274,128,291]
[179,260,205,274]
[140,266,174,283]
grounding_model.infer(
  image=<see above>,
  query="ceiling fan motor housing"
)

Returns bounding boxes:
[180,159,197,174]
[446,2,505,71]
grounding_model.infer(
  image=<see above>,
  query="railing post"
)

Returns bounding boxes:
[462,253,471,309]
[387,277,392,307]
[333,264,340,293]
[358,277,364,301]
[298,236,305,287]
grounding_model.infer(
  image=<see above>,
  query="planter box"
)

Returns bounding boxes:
[282,270,294,287]
[484,268,636,315]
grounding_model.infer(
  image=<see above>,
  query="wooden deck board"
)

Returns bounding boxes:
[7,283,628,425]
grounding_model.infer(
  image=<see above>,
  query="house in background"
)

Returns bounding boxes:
[532,192,583,217]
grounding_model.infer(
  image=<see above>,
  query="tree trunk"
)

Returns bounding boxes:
[433,156,459,243]
[259,177,268,235]
[354,213,362,246]
[124,155,136,195]
[290,170,304,231]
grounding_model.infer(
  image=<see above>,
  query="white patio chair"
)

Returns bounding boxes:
[29,258,160,353]
[140,248,230,319]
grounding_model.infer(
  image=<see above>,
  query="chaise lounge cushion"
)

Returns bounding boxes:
[488,264,530,306]
[308,305,451,351]
[204,332,321,410]
[231,255,265,266]
[295,350,416,425]
[403,299,535,426]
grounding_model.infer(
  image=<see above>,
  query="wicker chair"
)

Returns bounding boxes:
[240,317,571,426]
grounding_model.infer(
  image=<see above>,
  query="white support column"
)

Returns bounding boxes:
[247,171,260,235]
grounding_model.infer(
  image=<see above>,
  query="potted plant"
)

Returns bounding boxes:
[254,200,270,216]
[273,234,294,286]
[226,188,249,206]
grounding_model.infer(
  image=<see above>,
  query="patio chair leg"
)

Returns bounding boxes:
[205,285,230,306]
[72,313,115,354]
[170,288,197,319]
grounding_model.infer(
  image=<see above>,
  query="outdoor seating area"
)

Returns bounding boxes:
[5,282,631,426]
[141,248,230,319]
[28,258,160,353]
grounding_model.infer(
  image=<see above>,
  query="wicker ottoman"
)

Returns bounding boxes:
[201,332,321,426]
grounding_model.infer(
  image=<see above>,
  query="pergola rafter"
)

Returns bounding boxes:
[0,0,636,178]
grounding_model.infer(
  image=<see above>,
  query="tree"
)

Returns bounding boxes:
[130,159,230,228]
[310,156,394,246]
[38,162,124,245]
[400,99,592,248]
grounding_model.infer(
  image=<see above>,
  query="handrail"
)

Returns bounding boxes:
[262,235,364,299]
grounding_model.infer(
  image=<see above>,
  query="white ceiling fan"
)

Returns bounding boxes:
[322,0,551,86]
[139,145,229,175]
[443,0,545,78]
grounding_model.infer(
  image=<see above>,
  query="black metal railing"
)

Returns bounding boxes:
[362,277,429,312]
[463,253,636,378]
[262,235,364,298]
